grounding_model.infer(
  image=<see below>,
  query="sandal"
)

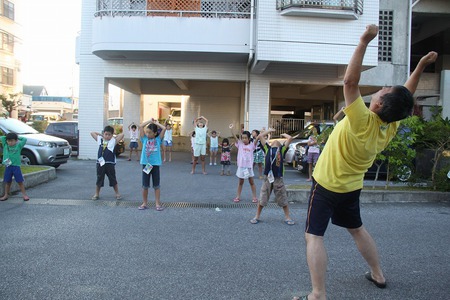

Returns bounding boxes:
[250,218,260,224]
[233,197,240,203]
[252,197,258,203]
[91,195,99,200]
[155,206,164,211]
[115,195,122,200]
[0,197,9,201]
[138,205,148,210]
[284,219,295,226]
[23,197,30,201]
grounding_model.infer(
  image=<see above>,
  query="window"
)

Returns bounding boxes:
[1,31,14,52]
[378,10,393,62]
[1,66,13,85]
[1,0,14,20]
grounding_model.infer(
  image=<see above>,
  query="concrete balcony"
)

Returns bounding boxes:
[92,0,252,63]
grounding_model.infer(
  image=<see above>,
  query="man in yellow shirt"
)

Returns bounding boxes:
[296,25,438,300]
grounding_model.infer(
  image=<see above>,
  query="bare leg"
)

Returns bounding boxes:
[93,186,101,197]
[113,184,121,199]
[191,157,198,174]
[236,178,244,199]
[18,182,29,200]
[348,226,385,284]
[201,155,207,174]
[248,177,257,199]
[305,233,328,300]
[154,188,161,207]
[282,205,292,221]
[0,182,11,200]
[168,147,172,162]
[163,146,166,162]
[307,163,313,181]
[253,203,264,220]
[141,188,148,207]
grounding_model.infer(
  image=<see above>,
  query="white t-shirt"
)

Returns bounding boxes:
[129,129,139,142]
[164,129,173,142]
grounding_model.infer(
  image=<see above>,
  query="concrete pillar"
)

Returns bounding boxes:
[248,76,270,131]
[441,70,450,119]
[122,91,141,136]
[78,74,108,159]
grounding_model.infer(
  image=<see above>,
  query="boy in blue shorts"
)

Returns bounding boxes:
[294,25,437,300]
[0,133,29,201]
[250,128,295,225]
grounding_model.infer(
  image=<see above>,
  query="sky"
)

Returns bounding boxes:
[21,0,81,97]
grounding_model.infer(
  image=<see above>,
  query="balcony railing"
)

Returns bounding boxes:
[95,0,252,18]
[276,0,364,16]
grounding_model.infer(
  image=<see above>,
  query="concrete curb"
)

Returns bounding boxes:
[287,189,450,203]
[0,167,56,195]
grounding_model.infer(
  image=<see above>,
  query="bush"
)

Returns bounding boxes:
[30,121,48,133]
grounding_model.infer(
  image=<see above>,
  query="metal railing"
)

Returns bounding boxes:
[95,0,252,18]
[271,117,305,137]
[276,0,364,15]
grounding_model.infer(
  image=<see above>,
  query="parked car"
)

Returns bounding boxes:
[45,121,125,156]
[277,121,334,165]
[45,121,79,152]
[0,118,71,168]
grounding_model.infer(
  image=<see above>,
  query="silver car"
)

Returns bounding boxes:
[0,118,71,168]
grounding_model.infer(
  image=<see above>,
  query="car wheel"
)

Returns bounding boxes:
[396,165,412,182]
[21,150,37,166]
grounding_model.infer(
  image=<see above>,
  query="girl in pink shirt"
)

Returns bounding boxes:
[230,124,258,203]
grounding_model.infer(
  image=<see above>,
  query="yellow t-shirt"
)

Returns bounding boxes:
[313,96,399,193]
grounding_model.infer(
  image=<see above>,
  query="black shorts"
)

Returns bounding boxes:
[305,178,362,236]
[96,163,117,187]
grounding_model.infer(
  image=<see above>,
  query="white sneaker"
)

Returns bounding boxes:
[209,163,212,165]
[214,163,217,165]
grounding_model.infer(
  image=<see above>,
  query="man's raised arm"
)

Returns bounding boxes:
[343,24,379,107]
[404,51,438,94]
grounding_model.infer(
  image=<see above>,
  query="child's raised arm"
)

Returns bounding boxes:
[257,128,275,146]
[115,132,124,142]
[90,131,101,141]
[200,116,209,127]
[139,119,154,137]
[229,123,239,142]
[280,133,294,148]
[153,119,166,140]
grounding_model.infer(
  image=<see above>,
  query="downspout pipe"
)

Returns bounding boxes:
[408,1,421,81]
[244,0,255,130]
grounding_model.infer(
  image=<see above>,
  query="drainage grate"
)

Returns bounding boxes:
[4,198,301,209]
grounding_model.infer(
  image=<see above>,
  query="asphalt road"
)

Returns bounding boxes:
[1,152,449,299]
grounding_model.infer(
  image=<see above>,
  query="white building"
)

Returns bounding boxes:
[0,0,23,117]
[78,0,450,159]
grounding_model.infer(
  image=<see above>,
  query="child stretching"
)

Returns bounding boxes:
[91,126,124,200]
[138,118,166,211]
[208,130,220,166]
[220,138,233,176]
[252,129,265,179]
[163,123,173,162]
[250,128,294,225]
[230,124,258,203]
[128,123,140,161]
[0,133,29,201]
[191,116,208,175]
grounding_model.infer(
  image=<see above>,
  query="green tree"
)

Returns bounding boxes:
[415,110,450,190]
[373,116,424,189]
[0,93,22,118]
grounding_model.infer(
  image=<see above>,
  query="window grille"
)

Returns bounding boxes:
[1,66,13,85]
[1,32,14,53]
[378,10,393,62]
[96,0,252,18]
[1,0,14,20]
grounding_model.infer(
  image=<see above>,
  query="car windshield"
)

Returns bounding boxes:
[1,118,38,134]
